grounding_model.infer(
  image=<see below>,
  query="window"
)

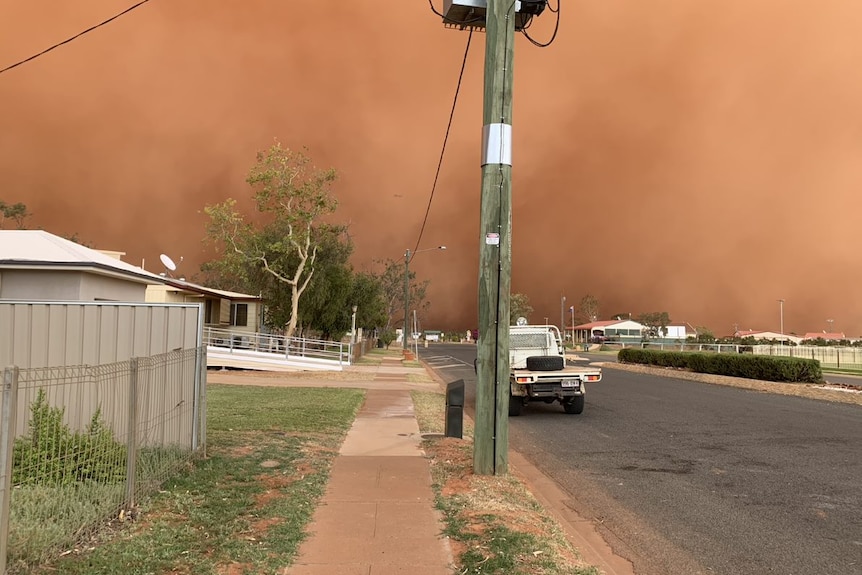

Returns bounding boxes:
[230,303,248,327]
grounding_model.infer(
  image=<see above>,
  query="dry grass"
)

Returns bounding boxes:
[412,391,599,575]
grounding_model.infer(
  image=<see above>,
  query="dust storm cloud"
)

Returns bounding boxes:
[1,0,861,336]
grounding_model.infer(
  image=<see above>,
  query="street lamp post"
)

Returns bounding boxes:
[560,295,566,332]
[569,305,575,345]
[404,246,446,351]
[778,299,785,335]
[350,305,357,345]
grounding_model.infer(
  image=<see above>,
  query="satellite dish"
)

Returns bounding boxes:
[159,253,177,272]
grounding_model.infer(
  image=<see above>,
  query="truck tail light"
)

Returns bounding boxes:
[515,376,531,383]
[585,375,600,382]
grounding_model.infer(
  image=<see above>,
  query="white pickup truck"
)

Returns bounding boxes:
[508,322,602,415]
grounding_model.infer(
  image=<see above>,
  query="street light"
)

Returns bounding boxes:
[569,305,575,344]
[350,305,357,346]
[560,295,566,332]
[778,299,785,335]
[404,246,446,350]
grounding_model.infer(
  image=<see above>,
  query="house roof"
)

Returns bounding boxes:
[157,277,260,301]
[0,230,164,285]
[802,332,846,341]
[734,330,803,343]
[735,330,763,337]
[572,320,618,329]
[572,320,645,330]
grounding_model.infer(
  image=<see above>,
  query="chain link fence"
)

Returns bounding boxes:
[0,347,206,574]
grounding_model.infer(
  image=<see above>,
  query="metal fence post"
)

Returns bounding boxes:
[198,347,207,458]
[192,346,202,452]
[125,359,139,509]
[1,367,19,575]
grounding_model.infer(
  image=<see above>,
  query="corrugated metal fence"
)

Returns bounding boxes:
[0,302,206,574]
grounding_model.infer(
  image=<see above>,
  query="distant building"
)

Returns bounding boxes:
[801,332,846,342]
[146,279,262,333]
[734,330,802,345]
[571,319,646,343]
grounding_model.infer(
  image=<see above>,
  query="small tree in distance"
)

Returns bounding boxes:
[0,200,31,229]
[510,293,533,325]
[579,294,600,323]
[637,311,672,339]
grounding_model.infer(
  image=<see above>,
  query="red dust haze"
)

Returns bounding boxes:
[2,0,862,336]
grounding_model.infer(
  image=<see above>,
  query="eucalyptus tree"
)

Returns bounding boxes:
[204,142,337,338]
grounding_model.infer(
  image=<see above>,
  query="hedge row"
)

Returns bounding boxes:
[618,348,823,383]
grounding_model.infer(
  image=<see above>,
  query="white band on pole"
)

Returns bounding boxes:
[481,123,512,166]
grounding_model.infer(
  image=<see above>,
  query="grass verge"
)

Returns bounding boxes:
[412,391,600,575]
[29,384,364,575]
[822,367,862,376]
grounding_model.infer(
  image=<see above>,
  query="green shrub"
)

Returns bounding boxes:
[618,348,822,383]
[378,328,397,349]
[12,390,127,486]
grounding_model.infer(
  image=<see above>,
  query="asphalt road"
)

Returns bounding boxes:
[420,343,862,575]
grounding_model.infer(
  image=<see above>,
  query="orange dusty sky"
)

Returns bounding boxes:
[2,0,862,335]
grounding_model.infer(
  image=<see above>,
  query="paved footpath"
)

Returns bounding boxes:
[285,357,454,574]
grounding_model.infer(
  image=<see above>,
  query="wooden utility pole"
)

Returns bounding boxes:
[474,0,515,476]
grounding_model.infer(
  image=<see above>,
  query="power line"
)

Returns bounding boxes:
[411,28,474,257]
[522,0,560,47]
[0,0,152,76]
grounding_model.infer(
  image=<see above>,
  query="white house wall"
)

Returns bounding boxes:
[78,272,149,301]
[664,326,687,339]
[0,270,84,300]
[0,269,148,301]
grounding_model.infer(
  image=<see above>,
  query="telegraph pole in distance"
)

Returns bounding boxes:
[474,0,515,476]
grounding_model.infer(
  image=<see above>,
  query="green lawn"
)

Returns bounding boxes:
[30,385,364,575]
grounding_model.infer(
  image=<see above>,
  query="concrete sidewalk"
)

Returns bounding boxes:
[286,356,454,574]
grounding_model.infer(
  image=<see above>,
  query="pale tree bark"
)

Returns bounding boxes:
[204,142,337,339]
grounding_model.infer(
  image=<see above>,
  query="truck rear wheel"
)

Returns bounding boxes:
[508,395,523,416]
[563,396,584,414]
[526,355,564,371]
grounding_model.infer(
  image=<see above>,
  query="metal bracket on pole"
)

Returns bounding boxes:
[481,123,512,166]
